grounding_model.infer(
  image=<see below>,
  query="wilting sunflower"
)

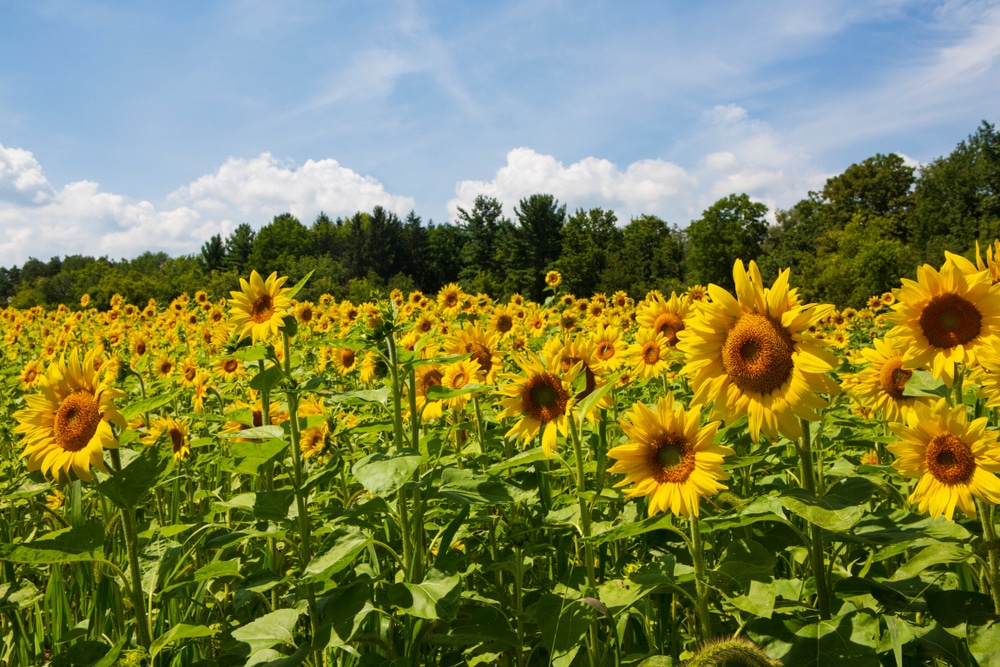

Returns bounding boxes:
[886,257,1000,386]
[888,399,1000,520]
[677,260,839,443]
[14,348,127,482]
[229,270,294,344]
[840,338,928,422]
[498,353,580,457]
[143,415,192,463]
[636,291,691,347]
[607,395,731,518]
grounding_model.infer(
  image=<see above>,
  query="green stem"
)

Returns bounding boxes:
[513,546,526,667]
[569,417,599,667]
[109,449,152,650]
[977,498,1000,614]
[386,333,406,452]
[689,515,713,640]
[953,363,965,408]
[797,419,831,620]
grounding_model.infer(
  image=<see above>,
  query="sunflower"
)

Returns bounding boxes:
[636,291,691,347]
[840,338,928,422]
[414,364,446,421]
[143,415,192,463]
[886,257,1000,386]
[544,333,611,411]
[498,353,580,457]
[229,270,293,344]
[446,324,502,384]
[19,358,44,390]
[676,260,839,443]
[625,328,673,381]
[590,324,626,371]
[888,399,1000,520]
[152,353,175,381]
[298,396,330,459]
[488,304,519,339]
[332,347,360,376]
[214,356,244,382]
[437,283,464,317]
[13,348,127,482]
[607,395,731,517]
[545,270,562,287]
[440,358,483,412]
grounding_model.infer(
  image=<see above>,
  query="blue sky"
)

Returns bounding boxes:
[1,0,998,267]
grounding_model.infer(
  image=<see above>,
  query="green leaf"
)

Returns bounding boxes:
[194,559,242,582]
[250,364,285,393]
[150,623,217,660]
[426,383,486,400]
[50,641,122,667]
[230,608,301,654]
[778,477,873,531]
[711,539,776,592]
[97,446,168,510]
[890,543,971,581]
[317,582,374,648]
[487,447,549,474]
[387,568,462,621]
[352,450,423,497]
[701,496,787,533]
[245,645,310,667]
[121,388,183,421]
[0,580,42,611]
[303,526,370,584]
[536,592,599,667]
[0,523,103,563]
[221,425,286,441]
[573,371,620,420]
[925,589,996,636]
[232,345,270,361]
[437,467,513,504]
[968,618,1000,667]
[588,510,678,546]
[254,489,295,523]
[285,269,314,300]
[224,438,290,475]
[749,609,881,667]
[330,387,391,406]
[728,579,779,619]
[903,369,950,398]
[597,576,661,614]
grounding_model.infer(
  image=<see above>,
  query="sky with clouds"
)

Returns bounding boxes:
[1,0,998,267]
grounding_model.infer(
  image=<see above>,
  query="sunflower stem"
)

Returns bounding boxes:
[977,498,1000,614]
[569,417,600,667]
[689,515,713,640]
[109,449,153,650]
[386,332,406,452]
[797,418,831,620]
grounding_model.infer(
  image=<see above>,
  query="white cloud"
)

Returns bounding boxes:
[0,144,415,267]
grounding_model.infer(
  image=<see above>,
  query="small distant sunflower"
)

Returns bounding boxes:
[14,348,127,482]
[590,324,626,371]
[677,261,839,443]
[625,328,672,381]
[686,285,708,302]
[888,399,1000,520]
[437,283,464,316]
[636,291,691,347]
[152,353,175,381]
[332,347,359,376]
[841,338,928,422]
[447,324,502,384]
[545,270,562,288]
[498,354,580,457]
[143,415,192,463]
[607,395,731,517]
[886,258,1000,386]
[229,270,293,344]
[488,304,518,339]
[214,356,244,382]
[20,358,44,390]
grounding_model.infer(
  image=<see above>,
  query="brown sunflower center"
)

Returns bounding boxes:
[522,373,569,423]
[184,366,197,382]
[421,369,443,394]
[878,357,911,400]
[444,293,458,307]
[54,390,102,453]
[650,434,696,484]
[418,319,433,333]
[919,293,982,349]
[925,432,976,485]
[722,313,795,395]
[251,294,274,323]
[642,341,661,366]
[168,427,185,454]
[496,315,514,333]
[339,349,356,368]
[653,312,685,345]
[467,342,493,375]
[595,341,616,361]
[449,371,469,389]
[223,359,239,374]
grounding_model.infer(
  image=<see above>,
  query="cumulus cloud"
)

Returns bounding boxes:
[0,144,415,267]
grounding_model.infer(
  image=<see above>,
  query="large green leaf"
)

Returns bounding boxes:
[750,610,881,667]
[352,450,423,497]
[487,447,549,474]
[194,559,242,583]
[150,623,217,660]
[221,426,286,441]
[588,511,678,545]
[97,446,168,510]
[701,496,787,533]
[535,592,599,667]
[303,526,370,584]
[437,467,513,504]
[230,608,301,654]
[0,580,42,611]
[387,568,462,621]
[254,489,295,523]
[890,543,971,581]
[121,388,183,421]
[925,589,996,636]
[0,523,103,563]
[711,539,776,592]
[317,582,374,649]
[778,477,873,531]
[249,364,285,393]
[245,645,310,667]
[969,618,1000,667]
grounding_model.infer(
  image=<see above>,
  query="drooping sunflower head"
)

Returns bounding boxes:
[888,399,1000,520]
[14,348,126,482]
[608,395,731,518]
[229,270,294,344]
[886,257,1000,385]
[677,260,840,443]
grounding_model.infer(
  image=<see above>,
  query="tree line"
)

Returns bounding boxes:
[2,121,997,310]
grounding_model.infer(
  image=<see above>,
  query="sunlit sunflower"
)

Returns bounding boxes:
[544,333,611,412]
[229,270,293,344]
[488,304,519,339]
[152,353,175,381]
[607,395,731,517]
[840,338,928,422]
[676,260,839,443]
[440,358,483,412]
[686,285,708,302]
[297,395,329,459]
[13,348,127,482]
[332,347,360,376]
[498,353,580,457]
[214,356,244,382]
[143,415,192,463]
[888,399,1000,520]
[590,324,626,371]
[886,257,1000,386]
[625,328,673,381]
[179,356,200,387]
[414,363,446,421]
[636,291,691,347]
[545,270,562,287]
[437,283,464,317]
[446,324,503,384]
[975,239,1000,284]
[20,358,44,390]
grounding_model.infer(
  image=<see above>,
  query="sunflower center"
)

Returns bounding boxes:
[54,390,102,453]
[653,313,685,345]
[650,434,696,484]
[496,315,514,333]
[642,342,661,365]
[251,294,274,323]
[522,373,568,423]
[595,341,615,361]
[878,358,911,400]
[467,343,493,375]
[168,427,185,454]
[450,372,469,389]
[919,293,982,349]
[722,313,795,395]
[223,359,239,373]
[925,433,976,485]
[421,369,443,394]
[340,349,356,368]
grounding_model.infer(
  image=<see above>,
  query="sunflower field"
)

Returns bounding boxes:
[2,245,1000,667]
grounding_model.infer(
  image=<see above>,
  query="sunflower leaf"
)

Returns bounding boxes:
[98,446,169,510]
[352,450,423,497]
[121,389,183,421]
[285,270,314,300]
[0,523,104,563]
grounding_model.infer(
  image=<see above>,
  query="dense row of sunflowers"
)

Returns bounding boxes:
[2,243,1000,666]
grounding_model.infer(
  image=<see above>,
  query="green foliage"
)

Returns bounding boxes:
[686,194,768,290]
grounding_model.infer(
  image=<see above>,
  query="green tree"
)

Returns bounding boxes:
[248,213,311,274]
[554,207,623,297]
[199,234,226,273]
[686,194,768,290]
[620,214,685,297]
[457,195,506,287]
[513,194,566,300]
[223,223,256,274]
